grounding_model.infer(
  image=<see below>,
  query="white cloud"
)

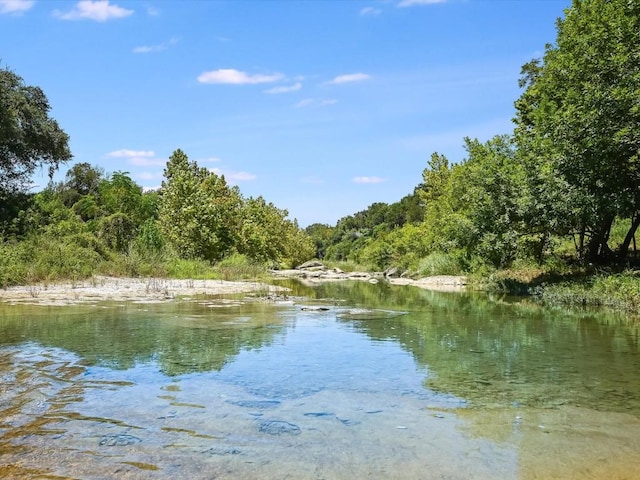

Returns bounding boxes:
[263,82,302,94]
[0,0,34,14]
[146,5,160,16]
[209,168,256,182]
[398,0,447,7]
[197,157,222,164]
[54,0,133,21]
[360,6,381,16]
[228,171,257,182]
[294,98,338,108]
[107,149,165,166]
[133,36,179,54]
[107,149,154,158]
[197,69,282,85]
[326,73,371,85]
[353,176,386,184]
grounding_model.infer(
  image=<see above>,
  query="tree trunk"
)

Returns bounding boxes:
[586,215,614,263]
[618,212,640,258]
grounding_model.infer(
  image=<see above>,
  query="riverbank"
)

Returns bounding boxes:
[270,264,467,292]
[0,276,285,306]
[0,269,468,307]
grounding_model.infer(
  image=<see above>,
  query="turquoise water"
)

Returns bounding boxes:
[1,281,639,479]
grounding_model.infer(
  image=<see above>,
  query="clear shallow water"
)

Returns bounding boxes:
[0,282,639,479]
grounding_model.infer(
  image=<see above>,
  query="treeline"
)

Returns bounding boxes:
[0,151,314,286]
[306,0,640,284]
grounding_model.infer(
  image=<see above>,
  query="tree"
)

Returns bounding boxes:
[0,66,71,193]
[158,149,241,261]
[514,0,640,261]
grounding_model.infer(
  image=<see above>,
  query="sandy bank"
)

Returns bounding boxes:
[0,276,284,306]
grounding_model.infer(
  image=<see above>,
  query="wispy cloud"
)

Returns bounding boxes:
[198,68,283,85]
[54,0,133,22]
[209,168,256,182]
[108,149,154,158]
[107,149,165,166]
[353,176,386,184]
[398,0,447,7]
[133,36,179,54]
[0,0,34,14]
[294,98,338,108]
[326,73,371,85]
[263,82,302,94]
[360,6,382,16]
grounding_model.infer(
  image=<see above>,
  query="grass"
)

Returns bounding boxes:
[0,236,271,288]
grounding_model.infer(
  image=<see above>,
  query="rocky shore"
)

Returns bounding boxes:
[271,261,467,292]
[0,276,284,306]
[0,262,467,307]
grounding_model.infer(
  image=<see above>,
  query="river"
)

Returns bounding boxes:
[0,280,639,479]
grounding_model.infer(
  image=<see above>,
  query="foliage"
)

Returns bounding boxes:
[158,149,242,262]
[238,196,314,267]
[417,252,465,277]
[514,0,640,261]
[214,253,268,280]
[0,66,72,193]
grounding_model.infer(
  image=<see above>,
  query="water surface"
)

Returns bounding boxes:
[0,282,639,479]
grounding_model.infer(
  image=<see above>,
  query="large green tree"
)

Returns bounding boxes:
[159,149,242,261]
[514,0,640,261]
[0,66,71,193]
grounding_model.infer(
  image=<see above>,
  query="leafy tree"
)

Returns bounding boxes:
[514,0,640,261]
[238,196,292,264]
[99,171,143,219]
[305,223,334,259]
[0,66,71,193]
[159,149,242,262]
[59,162,104,207]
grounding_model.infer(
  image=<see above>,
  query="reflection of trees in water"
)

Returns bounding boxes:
[2,282,639,412]
[0,302,288,376]
[315,280,640,414]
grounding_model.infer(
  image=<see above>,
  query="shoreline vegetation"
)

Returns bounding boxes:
[3,257,640,318]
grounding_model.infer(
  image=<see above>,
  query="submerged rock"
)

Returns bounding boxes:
[228,399,281,409]
[203,446,243,455]
[99,434,142,446]
[258,420,301,436]
[336,308,406,320]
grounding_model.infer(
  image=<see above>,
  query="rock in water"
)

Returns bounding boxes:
[99,434,142,446]
[258,420,301,436]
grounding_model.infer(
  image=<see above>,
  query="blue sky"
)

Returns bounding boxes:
[1,0,568,226]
